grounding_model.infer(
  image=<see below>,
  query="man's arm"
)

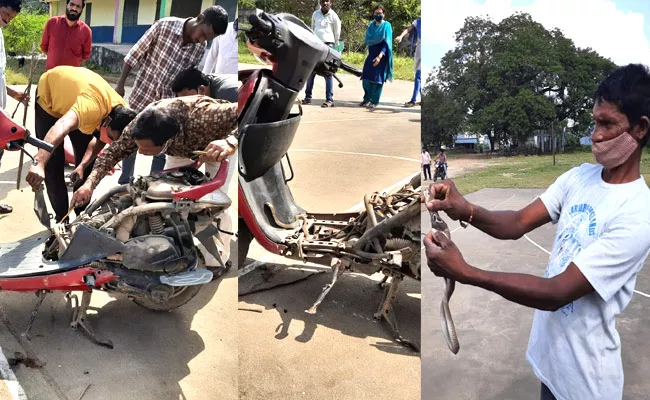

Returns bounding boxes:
[40,19,51,53]
[466,263,593,311]
[334,14,341,44]
[78,136,105,170]
[202,38,219,74]
[116,22,159,93]
[85,129,138,189]
[82,27,92,61]
[34,110,79,166]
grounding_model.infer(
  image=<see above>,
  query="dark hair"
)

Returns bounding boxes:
[66,0,85,8]
[0,0,21,12]
[594,64,650,146]
[108,105,136,133]
[373,5,385,13]
[130,108,181,146]
[171,68,209,93]
[201,5,228,36]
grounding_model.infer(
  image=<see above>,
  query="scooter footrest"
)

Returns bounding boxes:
[159,268,213,286]
[0,231,60,278]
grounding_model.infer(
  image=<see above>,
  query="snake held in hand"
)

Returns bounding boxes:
[430,210,460,354]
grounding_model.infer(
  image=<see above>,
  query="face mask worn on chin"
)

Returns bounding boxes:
[591,132,639,169]
[99,126,113,144]
[374,15,384,22]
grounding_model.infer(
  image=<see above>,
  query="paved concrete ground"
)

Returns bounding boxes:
[238,64,422,399]
[0,86,238,400]
[421,188,650,400]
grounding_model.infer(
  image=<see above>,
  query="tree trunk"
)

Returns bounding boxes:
[552,121,556,166]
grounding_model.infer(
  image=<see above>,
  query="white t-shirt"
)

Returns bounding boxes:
[311,8,341,45]
[526,163,650,400]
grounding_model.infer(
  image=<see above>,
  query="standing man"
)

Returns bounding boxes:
[421,147,431,181]
[301,0,340,108]
[40,0,92,71]
[425,64,650,400]
[202,19,238,75]
[397,17,420,107]
[0,0,30,214]
[25,66,135,223]
[114,5,228,185]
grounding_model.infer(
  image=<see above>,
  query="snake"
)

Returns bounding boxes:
[429,209,460,354]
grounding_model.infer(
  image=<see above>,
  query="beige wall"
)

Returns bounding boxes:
[201,0,214,12]
[137,0,157,25]
[88,0,117,26]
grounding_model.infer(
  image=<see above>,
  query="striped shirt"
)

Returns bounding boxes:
[124,17,206,112]
[86,95,237,189]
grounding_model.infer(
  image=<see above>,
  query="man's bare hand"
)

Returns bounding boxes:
[199,140,236,163]
[26,164,45,192]
[115,84,125,97]
[70,182,94,207]
[69,164,85,186]
[425,179,472,222]
[423,230,474,283]
[12,92,30,106]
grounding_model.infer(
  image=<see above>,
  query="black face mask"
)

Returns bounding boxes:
[374,14,384,22]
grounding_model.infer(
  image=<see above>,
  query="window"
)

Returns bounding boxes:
[122,0,139,27]
[170,0,202,19]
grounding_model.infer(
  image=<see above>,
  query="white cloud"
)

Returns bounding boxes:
[422,0,650,72]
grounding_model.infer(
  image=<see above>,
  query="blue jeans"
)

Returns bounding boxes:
[305,73,334,102]
[410,69,421,103]
[118,151,167,184]
[540,383,557,400]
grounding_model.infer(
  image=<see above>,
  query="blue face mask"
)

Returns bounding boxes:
[374,14,383,22]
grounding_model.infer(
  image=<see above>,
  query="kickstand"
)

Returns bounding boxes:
[66,291,114,349]
[21,290,48,340]
[373,275,420,352]
[305,263,342,314]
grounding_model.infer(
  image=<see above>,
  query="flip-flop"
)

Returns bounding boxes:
[0,203,13,214]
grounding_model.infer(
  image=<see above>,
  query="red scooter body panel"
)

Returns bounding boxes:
[172,159,229,201]
[0,268,117,292]
[0,110,28,151]
[238,185,281,254]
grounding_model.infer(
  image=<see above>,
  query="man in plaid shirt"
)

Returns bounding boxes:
[115,5,228,184]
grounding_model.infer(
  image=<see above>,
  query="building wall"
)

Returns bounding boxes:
[138,0,157,25]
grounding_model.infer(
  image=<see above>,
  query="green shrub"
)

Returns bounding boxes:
[4,13,49,55]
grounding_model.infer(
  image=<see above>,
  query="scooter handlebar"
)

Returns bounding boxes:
[25,134,54,153]
[248,14,273,35]
[339,61,363,77]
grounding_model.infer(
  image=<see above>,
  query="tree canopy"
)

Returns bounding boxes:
[425,12,618,150]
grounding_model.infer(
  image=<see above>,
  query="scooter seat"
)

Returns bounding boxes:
[0,231,63,278]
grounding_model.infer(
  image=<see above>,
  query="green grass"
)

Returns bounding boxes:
[452,152,650,195]
[238,41,415,81]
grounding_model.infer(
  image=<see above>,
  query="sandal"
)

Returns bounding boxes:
[321,100,333,108]
[301,98,312,105]
[360,101,369,107]
[404,101,416,107]
[0,203,13,214]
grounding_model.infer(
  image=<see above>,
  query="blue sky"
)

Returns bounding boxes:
[421,0,650,76]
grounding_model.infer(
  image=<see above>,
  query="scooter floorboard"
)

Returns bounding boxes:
[0,231,62,278]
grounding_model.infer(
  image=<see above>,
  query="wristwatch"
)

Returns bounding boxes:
[225,135,238,149]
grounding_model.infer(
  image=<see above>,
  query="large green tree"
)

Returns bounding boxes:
[421,72,465,149]
[433,12,617,151]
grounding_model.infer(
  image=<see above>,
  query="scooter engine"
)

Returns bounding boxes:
[120,235,188,273]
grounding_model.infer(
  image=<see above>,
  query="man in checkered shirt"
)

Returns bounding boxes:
[114,5,229,185]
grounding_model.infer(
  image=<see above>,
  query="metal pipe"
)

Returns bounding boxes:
[85,184,128,216]
[101,203,179,230]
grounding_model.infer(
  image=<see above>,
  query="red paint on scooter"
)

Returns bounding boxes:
[172,159,229,201]
[238,185,281,255]
[0,267,116,292]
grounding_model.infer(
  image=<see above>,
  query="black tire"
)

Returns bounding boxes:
[133,252,205,311]
[238,218,253,269]
[133,285,203,311]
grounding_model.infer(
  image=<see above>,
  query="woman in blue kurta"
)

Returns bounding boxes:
[360,5,394,108]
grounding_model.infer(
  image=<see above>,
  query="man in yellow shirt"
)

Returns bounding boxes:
[25,66,136,222]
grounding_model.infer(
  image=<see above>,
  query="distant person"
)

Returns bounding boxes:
[114,5,228,185]
[0,0,29,214]
[360,5,393,109]
[397,17,420,107]
[202,19,238,75]
[433,147,447,177]
[40,0,92,71]
[302,0,341,107]
[421,147,431,180]
[425,64,650,400]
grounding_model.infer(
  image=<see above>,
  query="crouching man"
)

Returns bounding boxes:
[72,95,238,275]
